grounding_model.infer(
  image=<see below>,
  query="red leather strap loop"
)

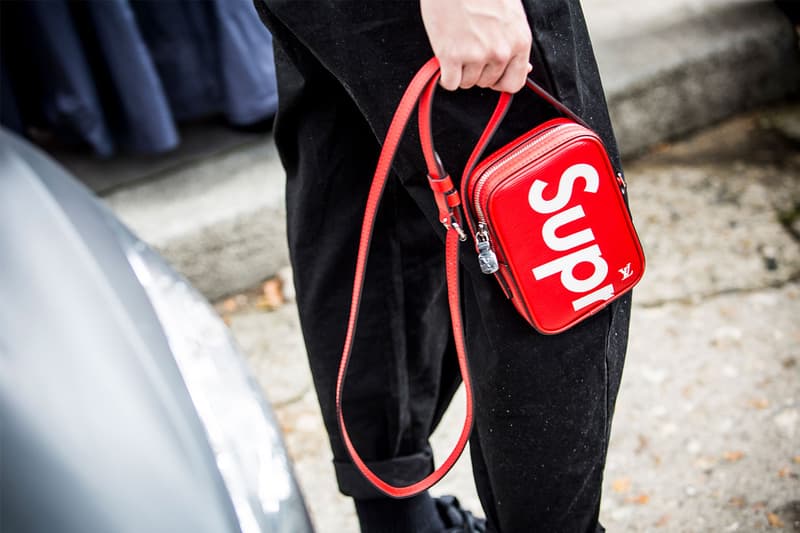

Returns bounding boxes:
[445,192,461,208]
[336,57,473,498]
[428,174,462,220]
[428,174,456,194]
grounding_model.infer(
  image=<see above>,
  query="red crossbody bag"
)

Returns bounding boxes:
[336,58,645,498]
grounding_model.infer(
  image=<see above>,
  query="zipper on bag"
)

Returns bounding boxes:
[469,123,592,274]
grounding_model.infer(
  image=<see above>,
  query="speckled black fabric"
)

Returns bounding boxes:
[253,2,631,532]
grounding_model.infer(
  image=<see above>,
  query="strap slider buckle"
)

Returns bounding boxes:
[428,172,467,241]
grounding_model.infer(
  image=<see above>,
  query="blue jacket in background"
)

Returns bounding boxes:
[0,0,277,157]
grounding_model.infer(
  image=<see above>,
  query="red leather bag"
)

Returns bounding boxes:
[446,107,643,333]
[337,58,645,497]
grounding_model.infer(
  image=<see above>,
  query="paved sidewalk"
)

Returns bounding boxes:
[219,102,800,532]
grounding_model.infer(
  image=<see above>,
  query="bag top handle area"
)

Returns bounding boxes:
[416,58,593,238]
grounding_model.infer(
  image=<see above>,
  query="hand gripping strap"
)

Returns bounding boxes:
[335,57,475,498]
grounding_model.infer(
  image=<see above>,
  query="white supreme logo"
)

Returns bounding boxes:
[528,163,614,311]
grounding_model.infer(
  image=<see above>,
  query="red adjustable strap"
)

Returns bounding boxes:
[337,57,588,498]
[335,57,474,498]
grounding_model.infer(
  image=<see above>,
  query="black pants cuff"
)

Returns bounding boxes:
[333,446,435,499]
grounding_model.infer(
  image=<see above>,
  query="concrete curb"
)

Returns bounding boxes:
[600,2,800,156]
[104,1,800,300]
[104,138,289,300]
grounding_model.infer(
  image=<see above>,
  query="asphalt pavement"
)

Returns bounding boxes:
[218,101,800,533]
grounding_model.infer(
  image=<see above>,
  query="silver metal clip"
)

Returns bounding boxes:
[441,216,468,242]
[452,221,468,242]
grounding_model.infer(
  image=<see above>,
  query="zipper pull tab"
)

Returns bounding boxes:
[476,223,499,274]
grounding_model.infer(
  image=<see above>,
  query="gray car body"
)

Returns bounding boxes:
[0,129,297,533]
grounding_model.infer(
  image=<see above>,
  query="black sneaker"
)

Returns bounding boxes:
[435,495,487,533]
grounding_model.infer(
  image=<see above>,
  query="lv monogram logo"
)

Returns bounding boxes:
[618,262,633,280]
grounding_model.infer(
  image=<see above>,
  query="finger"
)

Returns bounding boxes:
[438,58,462,91]
[475,60,507,89]
[459,62,484,89]
[491,55,531,94]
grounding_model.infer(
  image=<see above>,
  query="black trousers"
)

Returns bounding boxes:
[254,2,632,532]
